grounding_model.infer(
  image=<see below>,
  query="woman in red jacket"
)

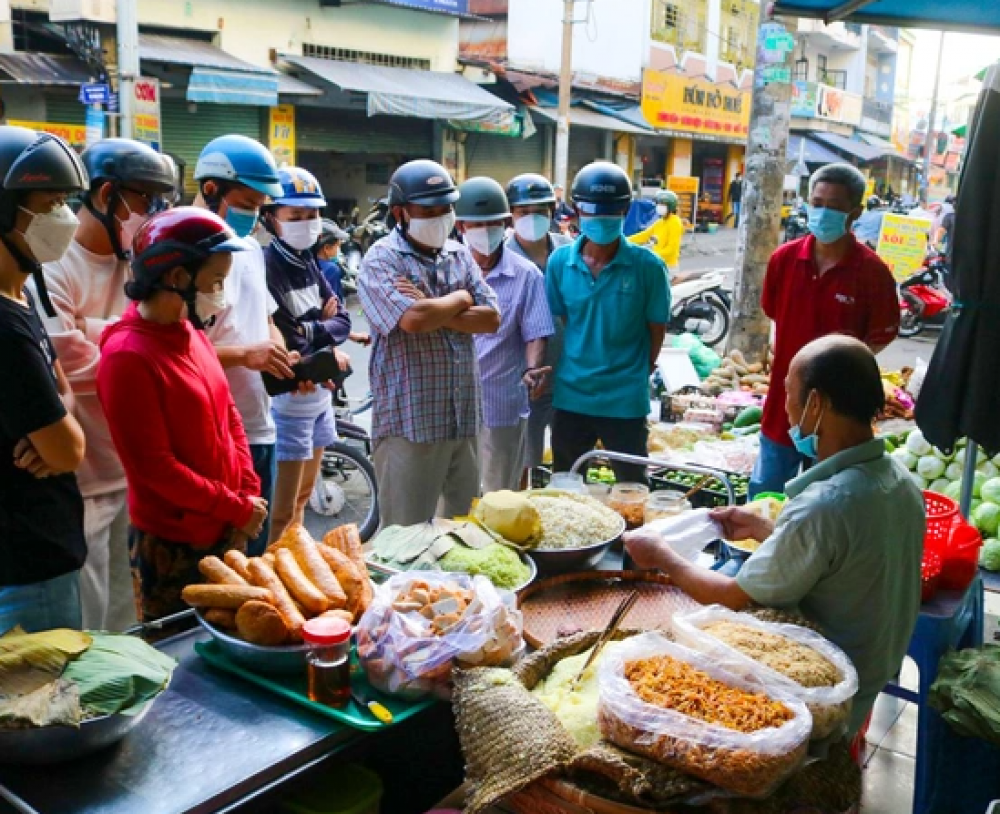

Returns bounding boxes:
[97,208,267,621]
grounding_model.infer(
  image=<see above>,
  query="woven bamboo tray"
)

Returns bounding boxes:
[516,571,701,649]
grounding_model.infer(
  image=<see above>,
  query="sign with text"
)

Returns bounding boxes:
[667,176,700,228]
[84,106,104,146]
[8,119,86,146]
[132,78,162,152]
[790,81,862,126]
[269,105,296,167]
[877,213,933,282]
[78,82,110,105]
[642,70,750,141]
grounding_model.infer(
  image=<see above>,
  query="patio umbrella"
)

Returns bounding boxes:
[915,63,1000,512]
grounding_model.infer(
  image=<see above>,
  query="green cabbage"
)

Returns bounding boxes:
[974,472,989,498]
[918,456,946,481]
[944,481,964,502]
[980,539,1000,572]
[928,479,951,495]
[946,463,964,481]
[981,462,1000,480]
[982,478,1000,506]
[893,448,918,471]
[905,430,932,457]
[973,503,1000,537]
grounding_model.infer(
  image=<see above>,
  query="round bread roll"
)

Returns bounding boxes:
[236,600,290,646]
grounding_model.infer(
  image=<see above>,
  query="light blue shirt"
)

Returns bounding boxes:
[737,438,925,734]
[545,238,670,419]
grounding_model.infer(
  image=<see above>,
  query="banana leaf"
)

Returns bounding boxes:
[0,679,81,729]
[930,645,1000,745]
[0,627,92,697]
[62,634,176,717]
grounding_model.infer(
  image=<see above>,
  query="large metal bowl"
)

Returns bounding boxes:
[524,499,627,575]
[0,701,153,765]
[194,611,310,675]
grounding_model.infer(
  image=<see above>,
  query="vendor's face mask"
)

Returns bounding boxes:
[789,391,824,459]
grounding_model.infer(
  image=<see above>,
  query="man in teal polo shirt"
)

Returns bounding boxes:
[546,162,670,483]
[623,335,925,735]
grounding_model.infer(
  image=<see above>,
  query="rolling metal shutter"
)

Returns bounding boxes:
[296,109,432,156]
[568,127,608,182]
[44,95,86,126]
[465,130,546,185]
[161,99,263,180]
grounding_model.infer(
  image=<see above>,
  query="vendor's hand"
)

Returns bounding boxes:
[709,507,774,543]
[295,380,318,395]
[350,332,372,346]
[239,497,269,539]
[13,438,58,479]
[523,366,552,400]
[322,297,341,320]
[334,348,351,372]
[245,342,295,379]
[623,530,668,571]
[394,278,427,301]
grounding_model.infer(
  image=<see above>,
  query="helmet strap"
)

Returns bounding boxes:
[160,275,204,329]
[83,185,127,261]
[0,233,55,317]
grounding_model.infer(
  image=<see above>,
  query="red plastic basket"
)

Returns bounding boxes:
[923,491,960,554]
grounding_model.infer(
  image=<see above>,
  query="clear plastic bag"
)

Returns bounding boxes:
[641,508,722,562]
[671,606,859,741]
[356,571,523,700]
[597,633,811,798]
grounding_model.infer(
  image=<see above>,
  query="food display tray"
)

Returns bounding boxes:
[516,570,701,649]
[194,641,435,732]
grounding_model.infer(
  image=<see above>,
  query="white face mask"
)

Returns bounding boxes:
[406,211,456,250]
[514,213,550,243]
[656,204,669,216]
[117,199,146,255]
[280,218,323,252]
[194,289,227,323]
[19,204,80,264]
[464,225,506,256]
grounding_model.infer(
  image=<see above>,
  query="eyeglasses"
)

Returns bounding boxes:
[121,186,169,215]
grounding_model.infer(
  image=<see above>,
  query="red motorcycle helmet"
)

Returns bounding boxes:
[130,206,246,289]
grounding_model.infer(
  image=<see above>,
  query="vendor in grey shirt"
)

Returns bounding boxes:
[504,173,572,479]
[624,335,925,735]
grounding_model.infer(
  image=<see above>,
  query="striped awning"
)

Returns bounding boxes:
[186,67,278,106]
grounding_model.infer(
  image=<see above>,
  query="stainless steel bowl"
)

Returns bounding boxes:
[525,516,627,575]
[0,702,153,765]
[195,611,310,675]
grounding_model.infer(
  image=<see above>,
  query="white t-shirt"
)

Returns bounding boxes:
[206,242,277,445]
[34,241,128,498]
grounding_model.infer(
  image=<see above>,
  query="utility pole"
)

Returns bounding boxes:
[921,32,946,202]
[116,0,140,139]
[726,15,795,364]
[554,0,575,190]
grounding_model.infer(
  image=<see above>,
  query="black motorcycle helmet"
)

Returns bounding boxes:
[81,138,176,260]
[866,195,881,211]
[0,126,88,315]
[570,161,632,216]
[388,160,459,209]
[506,173,556,208]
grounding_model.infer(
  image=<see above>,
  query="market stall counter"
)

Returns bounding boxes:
[0,626,463,814]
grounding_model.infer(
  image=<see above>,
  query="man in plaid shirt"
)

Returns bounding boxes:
[359,160,500,528]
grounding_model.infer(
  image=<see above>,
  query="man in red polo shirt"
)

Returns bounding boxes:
[752,163,899,496]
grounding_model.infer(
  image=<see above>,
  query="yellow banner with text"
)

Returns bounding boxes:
[642,70,750,140]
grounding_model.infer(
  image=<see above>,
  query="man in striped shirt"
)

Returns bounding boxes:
[359,161,500,528]
[455,178,554,493]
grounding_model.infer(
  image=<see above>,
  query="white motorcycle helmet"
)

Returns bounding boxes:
[309,477,346,517]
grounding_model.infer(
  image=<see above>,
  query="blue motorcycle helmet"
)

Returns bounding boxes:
[271,167,326,209]
[194,135,282,198]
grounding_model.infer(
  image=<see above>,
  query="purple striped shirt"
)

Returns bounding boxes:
[358,228,499,444]
[474,248,554,428]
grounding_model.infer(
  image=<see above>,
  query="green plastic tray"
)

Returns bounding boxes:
[194,640,435,732]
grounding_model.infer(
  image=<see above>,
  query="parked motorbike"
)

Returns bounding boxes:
[354,197,390,253]
[340,227,364,296]
[783,205,809,243]
[668,271,731,348]
[898,262,952,337]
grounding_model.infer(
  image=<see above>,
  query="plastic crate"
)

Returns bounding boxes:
[649,468,749,508]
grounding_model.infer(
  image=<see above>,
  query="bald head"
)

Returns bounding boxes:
[788,336,884,425]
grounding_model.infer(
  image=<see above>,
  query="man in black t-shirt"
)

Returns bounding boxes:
[0,126,89,632]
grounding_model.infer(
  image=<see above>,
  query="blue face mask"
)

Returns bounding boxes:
[806,206,850,244]
[579,216,624,245]
[224,205,259,239]
[789,393,824,459]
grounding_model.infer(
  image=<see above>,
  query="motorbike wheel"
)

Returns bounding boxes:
[898,298,923,338]
[693,294,731,348]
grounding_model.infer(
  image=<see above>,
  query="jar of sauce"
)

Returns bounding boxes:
[645,490,693,524]
[303,616,352,708]
[610,482,650,530]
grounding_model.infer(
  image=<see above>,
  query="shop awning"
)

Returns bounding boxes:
[532,105,653,135]
[809,131,913,164]
[773,0,1000,34]
[280,55,515,126]
[582,101,655,133]
[0,53,92,86]
[276,73,324,97]
[786,134,842,165]
[139,34,279,106]
[856,132,914,163]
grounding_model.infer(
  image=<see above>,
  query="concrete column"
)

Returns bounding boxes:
[706,0,722,81]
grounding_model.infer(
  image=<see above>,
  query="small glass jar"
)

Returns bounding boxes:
[645,490,693,524]
[610,482,650,530]
[303,616,352,709]
[549,472,587,494]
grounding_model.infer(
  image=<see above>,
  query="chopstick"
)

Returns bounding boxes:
[682,475,714,502]
[570,590,640,690]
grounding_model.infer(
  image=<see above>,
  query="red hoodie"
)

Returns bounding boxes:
[97,303,259,547]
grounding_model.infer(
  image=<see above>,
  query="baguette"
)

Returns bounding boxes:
[290,536,348,609]
[223,550,254,583]
[203,608,237,629]
[246,557,306,641]
[198,555,248,586]
[275,547,330,615]
[336,525,373,613]
[181,583,273,609]
[318,609,354,624]
[236,600,290,646]
[318,543,366,617]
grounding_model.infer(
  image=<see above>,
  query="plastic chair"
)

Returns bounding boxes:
[881,574,985,814]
